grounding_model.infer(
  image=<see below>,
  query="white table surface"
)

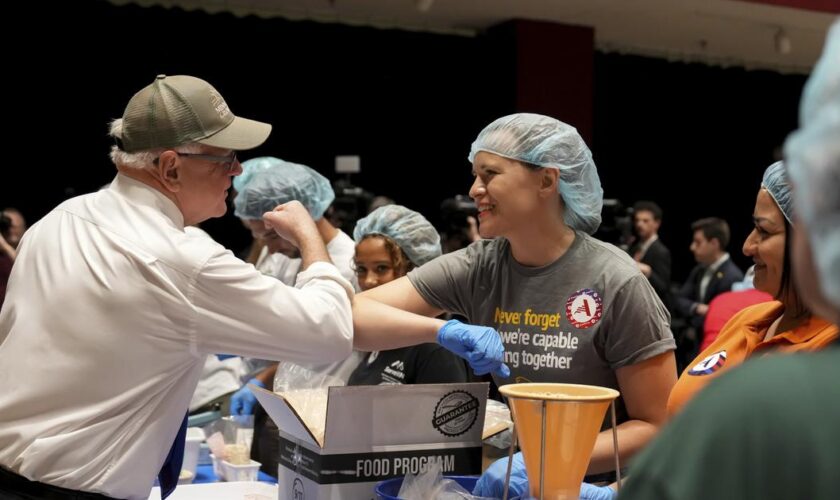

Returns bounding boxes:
[149,481,277,500]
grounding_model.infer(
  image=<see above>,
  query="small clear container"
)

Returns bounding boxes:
[221,459,261,482]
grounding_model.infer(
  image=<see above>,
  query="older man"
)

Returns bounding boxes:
[0,75,505,500]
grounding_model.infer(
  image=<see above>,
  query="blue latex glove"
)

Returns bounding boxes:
[473,453,617,500]
[473,451,528,498]
[437,320,510,377]
[580,482,617,500]
[230,378,264,416]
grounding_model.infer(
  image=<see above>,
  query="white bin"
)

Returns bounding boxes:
[221,459,261,482]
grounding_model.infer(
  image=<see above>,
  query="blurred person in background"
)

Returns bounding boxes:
[628,201,672,310]
[227,156,361,475]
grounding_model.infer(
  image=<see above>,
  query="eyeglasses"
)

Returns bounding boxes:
[154,151,239,171]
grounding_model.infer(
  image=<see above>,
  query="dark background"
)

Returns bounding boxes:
[4,0,807,281]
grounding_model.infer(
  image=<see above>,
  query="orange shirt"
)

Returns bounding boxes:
[667,301,838,417]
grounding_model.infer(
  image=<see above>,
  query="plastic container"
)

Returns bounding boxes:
[221,459,262,482]
[182,427,205,476]
[209,453,224,481]
[374,476,478,499]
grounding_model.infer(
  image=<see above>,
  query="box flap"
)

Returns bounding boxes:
[251,384,321,448]
[321,382,488,450]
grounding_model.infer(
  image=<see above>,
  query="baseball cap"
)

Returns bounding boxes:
[118,74,271,153]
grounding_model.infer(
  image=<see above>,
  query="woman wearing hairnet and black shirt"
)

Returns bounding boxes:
[348,205,468,386]
[351,113,678,495]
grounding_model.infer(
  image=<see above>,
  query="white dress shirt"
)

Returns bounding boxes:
[635,234,658,260]
[251,230,365,385]
[0,174,354,499]
[188,355,246,412]
[698,252,731,302]
[278,230,364,385]
[253,230,358,288]
[183,227,247,413]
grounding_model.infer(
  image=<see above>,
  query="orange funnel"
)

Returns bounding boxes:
[499,383,619,500]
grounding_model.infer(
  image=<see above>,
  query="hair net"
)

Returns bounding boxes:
[232,156,276,193]
[783,20,840,310]
[353,205,442,267]
[468,113,603,234]
[233,157,335,220]
[761,161,794,224]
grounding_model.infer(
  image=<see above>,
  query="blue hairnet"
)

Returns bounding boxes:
[784,20,840,310]
[761,161,793,224]
[468,113,603,234]
[232,156,275,193]
[233,157,335,220]
[353,205,442,266]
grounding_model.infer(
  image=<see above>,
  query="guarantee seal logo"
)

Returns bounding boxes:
[432,390,480,437]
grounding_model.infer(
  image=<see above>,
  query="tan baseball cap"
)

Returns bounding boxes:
[119,75,272,153]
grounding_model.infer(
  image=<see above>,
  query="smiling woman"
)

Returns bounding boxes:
[666,161,838,417]
[744,163,800,310]
[353,114,679,496]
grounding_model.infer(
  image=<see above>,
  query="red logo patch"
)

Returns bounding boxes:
[565,289,603,329]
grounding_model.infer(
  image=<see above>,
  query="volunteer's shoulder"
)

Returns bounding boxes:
[578,232,641,285]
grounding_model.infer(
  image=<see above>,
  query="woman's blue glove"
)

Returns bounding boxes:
[473,452,617,500]
[437,320,510,377]
[472,452,528,498]
[580,482,617,500]
[230,378,265,415]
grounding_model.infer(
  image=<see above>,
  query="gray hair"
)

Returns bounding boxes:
[108,118,201,170]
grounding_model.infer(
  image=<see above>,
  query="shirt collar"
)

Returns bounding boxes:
[708,252,730,273]
[110,174,185,230]
[639,234,658,253]
[744,302,836,346]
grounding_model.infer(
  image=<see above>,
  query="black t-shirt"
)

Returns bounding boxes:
[347,343,468,386]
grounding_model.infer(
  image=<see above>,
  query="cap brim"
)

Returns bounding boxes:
[198,116,272,151]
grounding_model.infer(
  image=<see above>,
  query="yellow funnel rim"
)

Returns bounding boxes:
[499,383,619,402]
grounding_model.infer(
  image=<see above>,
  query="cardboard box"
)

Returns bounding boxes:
[252,382,489,499]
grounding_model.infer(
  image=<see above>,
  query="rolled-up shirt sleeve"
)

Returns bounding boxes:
[191,250,354,365]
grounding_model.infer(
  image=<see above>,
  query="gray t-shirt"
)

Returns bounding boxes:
[408,232,675,423]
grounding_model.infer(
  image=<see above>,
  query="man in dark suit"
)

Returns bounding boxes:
[675,217,743,364]
[629,201,672,310]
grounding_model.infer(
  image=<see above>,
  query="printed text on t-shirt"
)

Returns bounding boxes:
[494,307,580,372]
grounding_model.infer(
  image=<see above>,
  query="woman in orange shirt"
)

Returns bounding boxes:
[667,161,838,416]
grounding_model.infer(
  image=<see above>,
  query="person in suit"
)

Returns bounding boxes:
[674,217,743,364]
[629,201,672,310]
[676,218,744,329]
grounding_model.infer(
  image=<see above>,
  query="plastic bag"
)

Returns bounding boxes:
[204,415,255,465]
[205,415,254,450]
[397,461,493,500]
[483,399,513,446]
[273,363,345,446]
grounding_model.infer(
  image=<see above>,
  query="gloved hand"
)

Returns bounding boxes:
[472,451,528,498]
[580,482,617,500]
[230,378,265,416]
[437,320,510,377]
